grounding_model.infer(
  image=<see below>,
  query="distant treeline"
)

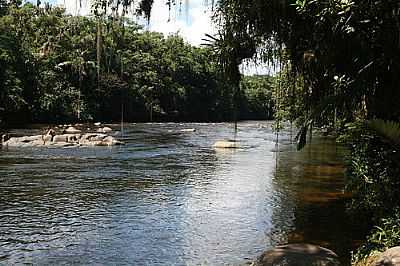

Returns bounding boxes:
[0,3,274,126]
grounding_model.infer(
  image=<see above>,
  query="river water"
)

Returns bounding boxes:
[0,121,358,265]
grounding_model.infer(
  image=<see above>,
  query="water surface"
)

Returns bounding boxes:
[0,122,356,265]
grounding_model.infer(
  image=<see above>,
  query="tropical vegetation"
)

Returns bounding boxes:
[1,0,400,263]
[0,2,273,126]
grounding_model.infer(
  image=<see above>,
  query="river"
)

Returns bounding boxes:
[0,121,359,265]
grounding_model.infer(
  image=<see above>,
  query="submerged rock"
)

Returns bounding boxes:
[255,243,341,266]
[213,140,239,149]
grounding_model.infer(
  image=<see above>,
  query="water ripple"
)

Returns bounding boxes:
[0,122,353,265]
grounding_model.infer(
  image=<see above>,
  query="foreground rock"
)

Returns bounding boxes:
[374,246,400,266]
[254,243,341,266]
[2,131,123,148]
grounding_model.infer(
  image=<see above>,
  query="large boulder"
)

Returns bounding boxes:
[3,135,43,147]
[52,134,80,144]
[255,244,341,266]
[97,127,112,133]
[374,246,400,266]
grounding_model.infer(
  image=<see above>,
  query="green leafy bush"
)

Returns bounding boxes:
[368,119,400,146]
[353,211,400,262]
[341,122,400,220]
[341,122,400,264]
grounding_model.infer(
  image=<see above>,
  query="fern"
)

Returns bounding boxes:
[368,119,400,145]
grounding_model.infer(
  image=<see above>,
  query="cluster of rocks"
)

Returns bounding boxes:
[1,125,123,148]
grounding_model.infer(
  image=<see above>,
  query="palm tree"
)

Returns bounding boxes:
[57,47,95,120]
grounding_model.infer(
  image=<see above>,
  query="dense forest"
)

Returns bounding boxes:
[0,2,274,126]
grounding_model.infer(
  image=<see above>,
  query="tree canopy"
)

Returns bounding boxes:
[213,0,400,126]
[0,2,273,125]
[128,0,400,128]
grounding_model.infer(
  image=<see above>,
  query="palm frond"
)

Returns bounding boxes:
[368,119,400,145]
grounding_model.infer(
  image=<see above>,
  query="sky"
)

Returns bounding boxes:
[146,0,216,46]
[52,0,215,46]
[42,0,272,75]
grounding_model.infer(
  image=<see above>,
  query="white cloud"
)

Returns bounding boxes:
[240,60,279,76]
[56,0,90,16]
[147,0,216,46]
[56,0,216,46]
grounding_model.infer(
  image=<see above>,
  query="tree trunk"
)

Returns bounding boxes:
[96,18,102,86]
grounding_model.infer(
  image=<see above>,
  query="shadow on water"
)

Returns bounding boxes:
[272,135,366,265]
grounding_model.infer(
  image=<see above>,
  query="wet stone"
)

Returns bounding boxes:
[255,243,341,266]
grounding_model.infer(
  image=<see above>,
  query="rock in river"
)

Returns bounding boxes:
[2,131,123,148]
[53,134,80,143]
[97,126,113,133]
[213,140,239,149]
[64,126,81,133]
[254,243,341,266]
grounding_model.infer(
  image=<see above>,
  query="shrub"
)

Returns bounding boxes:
[352,211,400,263]
[340,122,400,220]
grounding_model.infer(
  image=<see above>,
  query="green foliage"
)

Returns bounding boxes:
[368,119,400,146]
[352,211,400,262]
[213,0,400,128]
[239,75,274,120]
[341,122,400,219]
[339,122,400,262]
[0,3,273,125]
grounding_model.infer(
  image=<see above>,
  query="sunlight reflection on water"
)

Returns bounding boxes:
[0,122,356,265]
